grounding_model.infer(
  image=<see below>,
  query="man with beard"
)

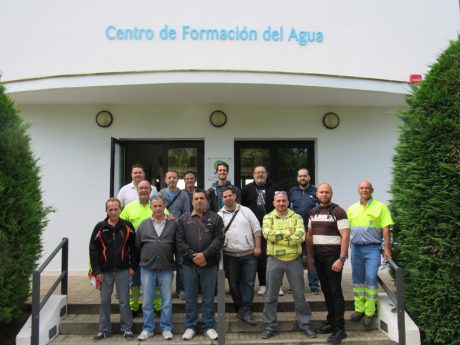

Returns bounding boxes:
[241,165,282,295]
[176,189,224,341]
[288,168,320,294]
[307,183,350,344]
[207,161,241,212]
[261,191,315,340]
[218,186,261,326]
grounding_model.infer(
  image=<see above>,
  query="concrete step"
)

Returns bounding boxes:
[52,330,391,345]
[67,295,354,314]
[60,311,378,335]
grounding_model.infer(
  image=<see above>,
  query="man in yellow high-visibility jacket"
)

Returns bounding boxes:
[347,180,393,327]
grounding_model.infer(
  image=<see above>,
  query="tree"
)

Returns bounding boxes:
[0,85,51,324]
[390,37,460,344]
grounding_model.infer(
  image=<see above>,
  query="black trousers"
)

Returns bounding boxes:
[314,254,345,331]
[257,237,267,286]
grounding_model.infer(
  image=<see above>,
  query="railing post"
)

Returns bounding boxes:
[61,238,68,295]
[217,250,226,345]
[31,271,41,345]
[395,266,406,345]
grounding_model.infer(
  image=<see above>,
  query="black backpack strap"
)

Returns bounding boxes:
[224,209,240,233]
[166,190,182,209]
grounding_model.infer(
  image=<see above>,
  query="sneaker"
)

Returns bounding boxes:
[363,314,374,327]
[162,330,173,340]
[182,328,196,341]
[138,330,153,341]
[93,332,110,341]
[279,288,284,296]
[311,287,320,295]
[257,285,266,295]
[350,311,364,322]
[123,330,134,340]
[205,328,218,340]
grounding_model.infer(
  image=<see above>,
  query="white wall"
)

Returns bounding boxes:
[1,0,458,82]
[20,104,399,272]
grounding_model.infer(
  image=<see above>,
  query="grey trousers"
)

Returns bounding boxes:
[99,270,133,333]
[263,256,312,331]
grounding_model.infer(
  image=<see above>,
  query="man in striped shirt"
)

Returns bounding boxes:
[307,183,350,344]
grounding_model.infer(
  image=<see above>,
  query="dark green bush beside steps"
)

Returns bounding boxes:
[391,36,460,345]
[0,85,52,327]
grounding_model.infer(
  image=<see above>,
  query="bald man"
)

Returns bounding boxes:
[347,181,393,327]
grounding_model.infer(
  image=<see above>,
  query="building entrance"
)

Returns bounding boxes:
[110,138,204,196]
[234,140,315,192]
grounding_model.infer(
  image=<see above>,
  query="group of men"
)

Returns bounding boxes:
[89,162,393,344]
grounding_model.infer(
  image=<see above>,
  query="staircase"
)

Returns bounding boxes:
[49,272,392,345]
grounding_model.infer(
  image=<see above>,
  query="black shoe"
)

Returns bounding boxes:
[327,329,347,344]
[363,314,374,327]
[311,287,320,295]
[350,311,364,321]
[315,323,334,334]
[303,329,317,338]
[93,332,110,342]
[261,329,276,339]
[237,314,257,326]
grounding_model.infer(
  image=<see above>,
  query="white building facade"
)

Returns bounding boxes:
[1,0,459,272]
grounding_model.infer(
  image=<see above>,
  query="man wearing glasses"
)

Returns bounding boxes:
[261,191,316,340]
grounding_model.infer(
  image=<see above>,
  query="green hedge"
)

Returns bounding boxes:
[0,86,51,324]
[391,37,460,344]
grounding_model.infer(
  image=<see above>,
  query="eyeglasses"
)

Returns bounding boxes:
[274,191,287,196]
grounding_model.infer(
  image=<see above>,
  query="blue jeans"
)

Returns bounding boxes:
[351,243,381,316]
[182,264,217,331]
[351,243,381,289]
[140,267,173,332]
[223,253,257,317]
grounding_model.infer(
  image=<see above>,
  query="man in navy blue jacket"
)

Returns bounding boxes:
[288,168,320,294]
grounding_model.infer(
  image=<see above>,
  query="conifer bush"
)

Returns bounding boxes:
[391,37,460,344]
[0,85,51,324]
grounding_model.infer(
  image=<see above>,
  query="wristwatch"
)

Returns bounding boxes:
[339,256,348,263]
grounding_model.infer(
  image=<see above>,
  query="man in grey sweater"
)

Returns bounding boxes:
[136,195,177,341]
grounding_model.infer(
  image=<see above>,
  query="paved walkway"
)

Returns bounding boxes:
[30,267,396,305]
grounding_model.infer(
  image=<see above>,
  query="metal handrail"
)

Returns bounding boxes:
[217,250,226,345]
[377,258,405,345]
[31,237,69,345]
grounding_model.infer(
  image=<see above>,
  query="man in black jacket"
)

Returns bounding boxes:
[176,188,224,341]
[89,198,138,341]
[241,165,281,295]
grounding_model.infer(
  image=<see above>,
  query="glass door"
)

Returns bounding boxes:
[235,141,315,192]
[110,139,204,196]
